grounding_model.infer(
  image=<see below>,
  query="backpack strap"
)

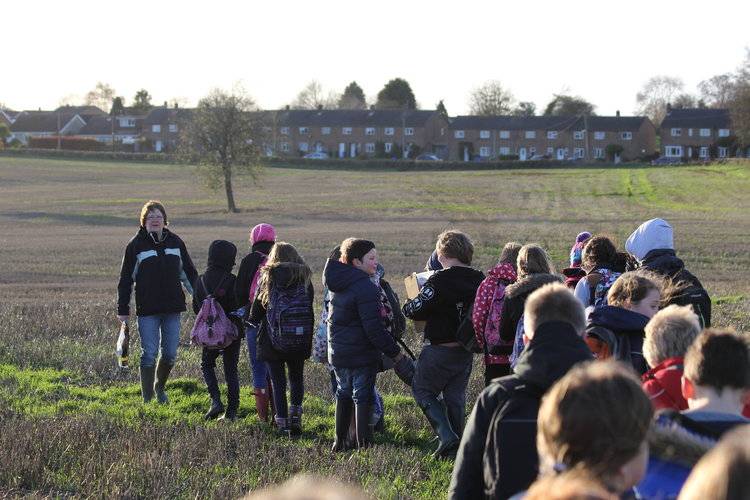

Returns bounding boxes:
[203,274,229,299]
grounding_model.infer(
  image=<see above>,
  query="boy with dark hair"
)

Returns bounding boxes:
[403,230,484,458]
[449,283,592,499]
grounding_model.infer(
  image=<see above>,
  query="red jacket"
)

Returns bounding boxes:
[642,357,687,411]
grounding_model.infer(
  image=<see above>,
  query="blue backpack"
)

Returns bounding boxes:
[266,284,313,354]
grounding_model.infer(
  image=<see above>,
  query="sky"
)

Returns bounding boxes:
[3,0,749,116]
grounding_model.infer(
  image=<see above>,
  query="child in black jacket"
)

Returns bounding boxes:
[192,240,243,421]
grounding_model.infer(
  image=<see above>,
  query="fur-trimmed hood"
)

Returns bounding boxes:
[504,272,562,299]
[649,412,716,468]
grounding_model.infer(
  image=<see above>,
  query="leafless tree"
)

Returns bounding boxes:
[698,73,736,108]
[292,80,339,110]
[84,82,116,112]
[468,81,516,116]
[635,75,684,126]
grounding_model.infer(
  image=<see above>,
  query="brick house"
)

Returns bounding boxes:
[660,107,733,159]
[140,104,192,152]
[268,109,450,158]
[0,108,20,128]
[75,111,145,148]
[448,113,656,161]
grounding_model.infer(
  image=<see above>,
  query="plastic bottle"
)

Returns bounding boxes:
[116,321,130,368]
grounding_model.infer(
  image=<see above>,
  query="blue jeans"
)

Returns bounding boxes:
[245,324,269,389]
[137,313,181,368]
[333,366,376,405]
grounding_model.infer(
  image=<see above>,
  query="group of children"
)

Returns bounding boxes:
[121,200,748,497]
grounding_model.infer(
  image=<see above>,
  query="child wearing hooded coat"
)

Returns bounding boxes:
[192,240,243,421]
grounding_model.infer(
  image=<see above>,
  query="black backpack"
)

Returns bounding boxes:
[482,377,546,499]
[669,269,712,328]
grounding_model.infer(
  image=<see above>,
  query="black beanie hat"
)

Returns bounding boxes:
[342,239,375,264]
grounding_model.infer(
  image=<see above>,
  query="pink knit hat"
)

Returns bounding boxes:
[250,223,276,244]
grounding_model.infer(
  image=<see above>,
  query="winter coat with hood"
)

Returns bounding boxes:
[498,273,562,344]
[249,263,315,362]
[449,321,593,500]
[192,240,242,332]
[234,239,275,310]
[586,305,650,374]
[402,265,485,345]
[625,218,711,327]
[323,258,400,368]
[472,262,517,365]
[642,356,688,411]
[118,226,197,317]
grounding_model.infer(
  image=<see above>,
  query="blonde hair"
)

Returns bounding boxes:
[525,283,586,337]
[242,473,370,500]
[498,241,523,268]
[139,200,167,227]
[435,230,474,265]
[517,244,554,278]
[256,242,311,306]
[643,305,701,368]
[606,271,661,308]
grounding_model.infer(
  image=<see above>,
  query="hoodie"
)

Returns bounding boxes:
[323,258,400,368]
[234,239,275,308]
[586,305,650,374]
[625,218,674,262]
[449,321,593,500]
[192,240,239,318]
[498,273,563,343]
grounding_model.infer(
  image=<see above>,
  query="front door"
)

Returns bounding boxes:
[155,140,163,152]
[519,147,527,161]
[338,143,346,158]
[557,148,565,160]
[350,143,357,158]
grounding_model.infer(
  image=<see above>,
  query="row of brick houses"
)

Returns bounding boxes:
[2,103,744,160]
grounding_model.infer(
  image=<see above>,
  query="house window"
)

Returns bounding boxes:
[621,131,632,140]
[499,130,510,139]
[525,131,536,139]
[699,147,709,158]
[299,127,309,135]
[152,124,161,133]
[574,131,584,140]
[119,118,135,127]
[665,146,683,157]
[479,146,490,157]
[499,147,510,155]
[385,127,395,136]
[574,148,585,158]
[404,127,414,136]
[688,128,693,137]
[529,147,536,155]
[594,131,605,140]
[321,127,331,135]
[719,147,728,158]
[594,147,604,159]
[546,147,554,155]
[480,130,490,139]
[699,128,711,137]
[547,131,558,139]
[168,124,177,133]
[280,127,290,135]
[365,127,376,136]
[718,129,730,137]
[671,128,682,137]
[384,143,393,153]
[365,143,375,153]
[454,130,465,139]
[281,142,290,152]
[299,142,309,152]
[343,127,352,135]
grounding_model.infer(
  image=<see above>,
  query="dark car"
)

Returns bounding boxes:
[651,157,683,165]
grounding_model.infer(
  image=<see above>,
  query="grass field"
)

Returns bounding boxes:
[1,155,749,498]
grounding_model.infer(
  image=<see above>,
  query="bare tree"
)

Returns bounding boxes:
[292,80,339,110]
[468,81,516,116]
[672,93,699,109]
[729,50,750,148]
[180,86,264,213]
[698,73,736,108]
[84,82,116,112]
[635,75,684,125]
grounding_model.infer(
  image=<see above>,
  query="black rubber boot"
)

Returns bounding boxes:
[419,397,459,459]
[154,359,174,404]
[355,402,373,449]
[140,365,156,403]
[331,398,354,452]
[204,400,224,420]
[289,405,303,436]
[445,402,465,439]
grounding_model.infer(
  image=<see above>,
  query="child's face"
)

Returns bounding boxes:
[353,248,378,276]
[626,289,661,319]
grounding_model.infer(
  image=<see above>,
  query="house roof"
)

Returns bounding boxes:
[143,106,193,125]
[660,108,730,129]
[54,105,106,115]
[449,115,649,132]
[10,111,76,132]
[274,109,439,128]
[77,115,140,135]
[0,109,20,123]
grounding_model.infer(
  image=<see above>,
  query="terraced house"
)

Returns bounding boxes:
[448,113,656,161]
[660,107,737,159]
[269,109,450,158]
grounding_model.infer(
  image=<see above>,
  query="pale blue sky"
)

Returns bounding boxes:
[4,0,749,115]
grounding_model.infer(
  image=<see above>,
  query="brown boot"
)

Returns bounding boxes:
[254,388,270,422]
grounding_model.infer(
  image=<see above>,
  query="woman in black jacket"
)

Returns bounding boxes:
[249,242,314,436]
[117,200,197,403]
[192,240,243,421]
[234,223,276,422]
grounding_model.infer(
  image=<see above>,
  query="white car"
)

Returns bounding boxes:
[303,152,328,159]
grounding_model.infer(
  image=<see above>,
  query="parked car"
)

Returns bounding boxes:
[303,152,328,159]
[528,154,551,161]
[650,156,682,165]
[415,153,442,161]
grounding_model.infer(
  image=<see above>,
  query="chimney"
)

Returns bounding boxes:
[666,102,672,113]
[174,102,178,109]
[317,104,323,110]
[370,104,375,110]
[616,110,620,117]
[285,104,290,111]
[163,101,168,108]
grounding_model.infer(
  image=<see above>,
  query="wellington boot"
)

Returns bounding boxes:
[331,398,354,452]
[419,397,459,459]
[140,365,156,403]
[154,359,174,404]
[254,388,270,423]
[204,401,224,420]
[289,405,303,436]
[355,403,373,449]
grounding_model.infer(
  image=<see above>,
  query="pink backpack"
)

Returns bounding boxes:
[248,253,268,302]
[483,282,509,353]
[191,276,238,349]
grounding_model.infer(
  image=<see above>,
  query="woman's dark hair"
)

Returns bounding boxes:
[340,238,375,265]
[582,236,617,271]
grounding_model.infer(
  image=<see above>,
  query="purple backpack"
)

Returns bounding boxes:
[191,276,238,349]
[267,284,313,355]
